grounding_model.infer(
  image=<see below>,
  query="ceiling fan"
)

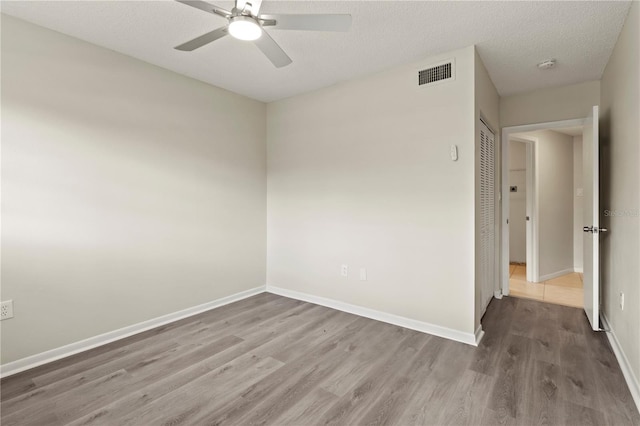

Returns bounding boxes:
[174,0,352,68]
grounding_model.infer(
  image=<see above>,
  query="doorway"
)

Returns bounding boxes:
[501,119,586,308]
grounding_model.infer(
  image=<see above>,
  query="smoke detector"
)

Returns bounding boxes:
[537,59,557,70]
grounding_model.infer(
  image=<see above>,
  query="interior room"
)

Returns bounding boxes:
[1,1,639,425]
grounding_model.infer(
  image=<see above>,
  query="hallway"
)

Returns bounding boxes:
[509,264,583,308]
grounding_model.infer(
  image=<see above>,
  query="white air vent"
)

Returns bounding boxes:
[418,59,454,86]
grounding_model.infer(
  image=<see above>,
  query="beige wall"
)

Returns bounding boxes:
[535,130,574,279]
[509,141,527,263]
[0,16,267,364]
[501,80,600,128]
[600,0,640,392]
[267,46,477,337]
[474,48,500,326]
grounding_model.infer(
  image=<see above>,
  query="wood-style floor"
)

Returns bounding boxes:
[509,264,584,308]
[1,293,639,425]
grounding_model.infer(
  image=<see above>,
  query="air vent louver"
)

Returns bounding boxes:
[418,62,452,86]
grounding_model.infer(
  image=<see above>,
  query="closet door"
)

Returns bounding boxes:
[479,120,496,313]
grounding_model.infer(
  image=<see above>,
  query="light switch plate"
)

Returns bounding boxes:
[359,268,367,281]
[450,145,458,161]
[340,264,348,277]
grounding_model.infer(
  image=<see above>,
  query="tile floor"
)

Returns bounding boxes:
[509,264,583,308]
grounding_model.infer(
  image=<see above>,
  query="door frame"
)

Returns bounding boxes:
[500,118,585,296]
[508,136,538,283]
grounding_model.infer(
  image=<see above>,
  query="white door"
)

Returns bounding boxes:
[480,120,496,313]
[583,105,600,331]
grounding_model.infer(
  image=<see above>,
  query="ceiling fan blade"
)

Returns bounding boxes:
[253,30,292,68]
[175,26,229,51]
[175,1,231,18]
[260,14,352,32]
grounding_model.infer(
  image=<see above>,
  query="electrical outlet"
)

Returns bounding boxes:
[340,264,348,277]
[359,268,367,281]
[620,292,624,310]
[1,300,14,320]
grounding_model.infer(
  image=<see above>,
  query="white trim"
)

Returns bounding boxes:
[0,286,265,378]
[601,314,640,414]
[266,285,479,346]
[538,268,576,282]
[475,325,485,346]
[503,136,540,289]
[574,267,584,273]
[525,141,537,283]
[502,118,586,135]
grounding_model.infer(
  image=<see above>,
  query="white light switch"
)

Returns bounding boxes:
[359,268,367,281]
[577,188,584,197]
[450,145,458,161]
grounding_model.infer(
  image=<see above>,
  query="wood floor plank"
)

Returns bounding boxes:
[560,399,607,425]
[528,315,562,365]
[67,339,278,426]
[438,369,493,426]
[509,297,541,338]
[2,293,639,426]
[3,318,243,416]
[121,353,284,426]
[556,304,586,335]
[520,359,561,425]
[1,338,179,416]
[558,330,600,410]
[28,294,280,389]
[318,321,414,398]
[480,407,518,426]
[256,310,360,363]
[355,335,446,426]
[0,375,37,402]
[470,297,517,376]
[228,319,391,425]
[3,293,277,393]
[191,317,376,425]
[2,368,133,426]
[10,303,300,426]
[68,304,331,425]
[485,333,532,420]
[172,298,309,346]
[392,338,476,426]
[317,330,431,425]
[269,387,339,426]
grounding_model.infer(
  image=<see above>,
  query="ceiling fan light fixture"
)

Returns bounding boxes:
[228,16,262,41]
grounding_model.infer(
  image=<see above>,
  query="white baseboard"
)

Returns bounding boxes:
[539,268,575,282]
[601,314,640,414]
[475,325,485,346]
[0,286,265,378]
[266,285,479,346]
[574,267,584,273]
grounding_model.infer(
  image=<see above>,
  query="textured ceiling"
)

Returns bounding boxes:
[1,1,631,102]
